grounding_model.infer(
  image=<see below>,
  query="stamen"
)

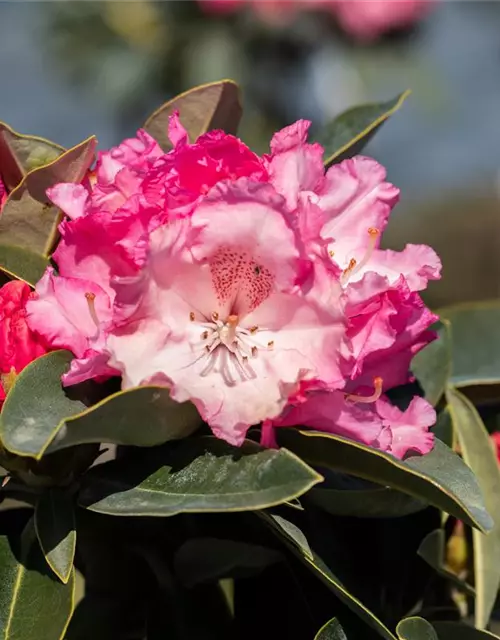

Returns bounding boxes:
[227,315,239,328]
[85,292,100,337]
[345,377,383,404]
[340,228,380,285]
[189,312,195,321]
[329,250,335,257]
[249,326,259,334]
[201,331,209,340]
[267,341,274,349]
[340,258,357,285]
[211,311,219,321]
[251,346,258,357]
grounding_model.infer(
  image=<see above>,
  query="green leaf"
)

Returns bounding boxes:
[433,622,500,639]
[439,301,500,387]
[0,122,64,191]
[0,518,74,640]
[0,245,49,287]
[417,529,475,596]
[432,408,453,448]
[173,538,281,587]
[313,91,410,168]
[78,437,323,516]
[396,617,438,640]
[412,321,452,406]
[262,513,397,640]
[0,350,202,459]
[314,618,348,640]
[446,386,500,629]
[0,136,96,282]
[144,80,242,150]
[34,489,76,584]
[0,351,86,459]
[277,429,492,533]
[308,485,426,519]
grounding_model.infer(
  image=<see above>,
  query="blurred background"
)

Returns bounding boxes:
[0,0,499,307]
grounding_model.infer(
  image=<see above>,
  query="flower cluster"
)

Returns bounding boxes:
[199,0,435,42]
[25,114,441,458]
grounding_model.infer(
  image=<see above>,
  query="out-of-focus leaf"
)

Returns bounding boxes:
[0,518,75,639]
[308,485,425,518]
[0,122,64,191]
[34,489,76,584]
[314,618,348,640]
[173,538,281,587]
[78,437,323,516]
[0,350,201,459]
[313,91,410,168]
[417,529,475,596]
[439,302,500,387]
[144,80,242,150]
[432,408,453,448]
[446,386,500,628]
[262,513,397,640]
[433,622,500,639]
[412,321,452,406]
[277,430,492,533]
[396,617,438,640]
[0,136,95,282]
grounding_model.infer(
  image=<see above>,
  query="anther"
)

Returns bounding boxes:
[345,377,383,404]
[85,292,100,332]
[212,311,219,321]
[267,341,274,349]
[189,312,195,321]
[251,346,258,357]
[250,326,259,334]
[202,331,209,340]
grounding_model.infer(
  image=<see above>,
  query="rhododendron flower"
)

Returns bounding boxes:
[28,112,441,456]
[0,175,7,210]
[199,0,435,40]
[333,0,434,42]
[0,281,49,406]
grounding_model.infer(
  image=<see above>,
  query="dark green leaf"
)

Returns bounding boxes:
[78,437,323,516]
[439,302,500,387]
[0,350,202,459]
[417,529,475,596]
[308,485,425,518]
[277,429,492,533]
[0,518,74,639]
[0,122,64,191]
[412,321,452,406]
[0,244,49,287]
[0,351,86,459]
[446,386,500,628]
[396,617,438,640]
[315,618,348,640]
[433,622,500,639]
[262,513,397,640]
[144,80,242,150]
[0,136,96,281]
[432,408,453,448]
[34,489,76,584]
[313,91,410,168]
[174,538,281,587]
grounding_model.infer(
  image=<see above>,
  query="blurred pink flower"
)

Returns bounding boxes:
[28,113,440,455]
[199,0,435,39]
[0,175,7,211]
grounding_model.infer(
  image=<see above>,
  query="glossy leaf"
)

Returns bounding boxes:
[446,386,500,628]
[0,518,74,639]
[174,538,281,587]
[0,122,64,191]
[412,321,452,406]
[433,622,500,639]
[0,351,202,459]
[308,485,425,519]
[144,80,242,150]
[0,136,95,282]
[78,437,323,516]
[417,529,475,596]
[313,91,410,168]
[262,513,397,640]
[439,301,500,387]
[34,489,76,584]
[314,618,348,640]
[277,429,492,533]
[396,617,438,640]
[432,408,453,448]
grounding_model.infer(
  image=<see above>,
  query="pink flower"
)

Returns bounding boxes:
[264,388,435,459]
[333,0,435,42]
[0,281,49,405]
[0,175,7,211]
[28,113,440,454]
[491,432,500,464]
